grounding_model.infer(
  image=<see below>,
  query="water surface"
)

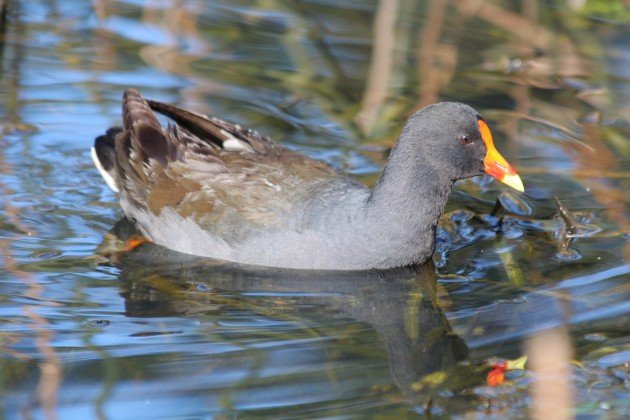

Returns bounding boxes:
[0,0,628,417]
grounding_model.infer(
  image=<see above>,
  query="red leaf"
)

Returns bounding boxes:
[487,368,505,387]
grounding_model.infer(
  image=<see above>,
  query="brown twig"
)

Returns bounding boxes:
[555,197,578,235]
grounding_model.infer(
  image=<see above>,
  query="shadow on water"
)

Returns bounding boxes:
[108,219,471,413]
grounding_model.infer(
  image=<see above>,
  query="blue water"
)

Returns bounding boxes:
[0,0,628,417]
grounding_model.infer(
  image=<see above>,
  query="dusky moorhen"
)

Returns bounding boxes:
[92,89,523,270]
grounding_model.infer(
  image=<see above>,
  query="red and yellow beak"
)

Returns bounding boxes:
[478,119,524,192]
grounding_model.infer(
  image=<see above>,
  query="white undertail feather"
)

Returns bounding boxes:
[220,129,255,152]
[91,147,119,193]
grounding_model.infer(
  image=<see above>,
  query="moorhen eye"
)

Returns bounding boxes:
[459,135,471,145]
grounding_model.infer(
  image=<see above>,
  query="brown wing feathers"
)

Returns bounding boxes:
[147,99,271,154]
[92,89,343,237]
[96,88,273,184]
[93,89,278,212]
[146,99,226,150]
[122,89,176,166]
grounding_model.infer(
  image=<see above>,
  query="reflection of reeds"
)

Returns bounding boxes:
[0,0,8,39]
[91,0,106,20]
[526,327,573,420]
[0,242,62,418]
[416,0,457,109]
[455,0,552,48]
[0,2,62,416]
[355,0,399,136]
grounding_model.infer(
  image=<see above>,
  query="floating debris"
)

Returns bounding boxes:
[555,196,578,235]
[486,356,528,387]
[554,196,581,260]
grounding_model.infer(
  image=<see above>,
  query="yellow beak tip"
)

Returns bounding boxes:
[501,174,525,193]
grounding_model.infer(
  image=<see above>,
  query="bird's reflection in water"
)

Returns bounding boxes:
[102,220,470,409]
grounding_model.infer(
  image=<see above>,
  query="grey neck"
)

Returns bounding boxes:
[363,143,454,266]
